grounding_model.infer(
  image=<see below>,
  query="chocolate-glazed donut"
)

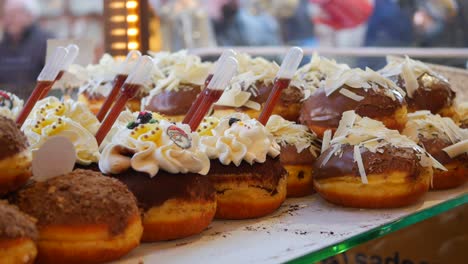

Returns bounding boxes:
[300,84,407,138]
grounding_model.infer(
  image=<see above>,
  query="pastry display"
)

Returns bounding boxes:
[14,169,142,264]
[142,51,212,122]
[0,201,38,264]
[21,97,100,166]
[212,53,308,121]
[380,57,456,117]
[403,111,468,189]
[99,112,216,242]
[0,116,32,196]
[76,54,149,114]
[199,113,287,219]
[266,115,320,197]
[300,67,408,138]
[313,111,446,208]
[0,90,23,120]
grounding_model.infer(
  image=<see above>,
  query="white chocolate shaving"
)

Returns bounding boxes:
[353,145,368,184]
[321,129,332,154]
[443,139,468,158]
[339,88,365,101]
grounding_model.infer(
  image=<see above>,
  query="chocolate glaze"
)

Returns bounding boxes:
[14,169,139,236]
[207,156,286,195]
[394,73,455,114]
[299,85,405,129]
[279,145,316,165]
[0,116,29,160]
[144,84,202,115]
[75,163,216,211]
[0,200,38,240]
[110,170,215,211]
[419,137,468,165]
[314,145,423,180]
[256,82,304,105]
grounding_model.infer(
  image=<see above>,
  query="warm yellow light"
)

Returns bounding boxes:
[126,1,138,9]
[111,29,126,36]
[127,15,139,22]
[112,42,127,49]
[115,55,127,60]
[127,28,139,36]
[128,42,139,50]
[110,16,126,22]
[109,2,125,8]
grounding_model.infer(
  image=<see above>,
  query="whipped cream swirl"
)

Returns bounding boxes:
[100,117,210,177]
[0,90,23,120]
[200,113,280,166]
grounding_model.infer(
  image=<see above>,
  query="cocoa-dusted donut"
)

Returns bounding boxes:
[403,111,468,190]
[14,169,142,264]
[380,57,456,117]
[300,68,408,138]
[99,113,216,242]
[0,116,32,196]
[313,111,444,209]
[0,201,38,264]
[266,115,320,197]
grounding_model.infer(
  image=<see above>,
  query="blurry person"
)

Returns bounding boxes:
[413,0,468,67]
[358,0,415,70]
[210,0,282,47]
[0,0,53,100]
[150,0,216,51]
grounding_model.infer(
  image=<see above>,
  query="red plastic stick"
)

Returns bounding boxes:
[258,78,291,125]
[187,88,224,131]
[96,74,128,121]
[95,83,141,144]
[16,81,54,126]
[182,74,213,124]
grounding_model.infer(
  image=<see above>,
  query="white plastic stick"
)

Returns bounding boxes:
[125,55,154,85]
[210,49,236,74]
[37,47,68,81]
[119,50,142,74]
[61,44,79,71]
[276,47,304,79]
[207,57,238,90]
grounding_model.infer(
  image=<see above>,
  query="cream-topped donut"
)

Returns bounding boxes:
[198,113,287,219]
[0,90,23,120]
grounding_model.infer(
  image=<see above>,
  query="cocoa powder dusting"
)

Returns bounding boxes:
[14,169,139,236]
[0,116,29,160]
[0,200,38,240]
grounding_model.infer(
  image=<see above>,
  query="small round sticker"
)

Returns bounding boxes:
[167,125,192,149]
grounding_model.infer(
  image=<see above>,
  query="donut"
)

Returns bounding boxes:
[99,113,216,241]
[143,84,203,122]
[111,170,216,242]
[266,115,320,197]
[0,90,23,120]
[212,53,307,121]
[142,51,211,122]
[312,111,443,208]
[14,169,142,264]
[380,57,456,117]
[0,201,38,264]
[199,114,287,219]
[78,91,141,115]
[0,116,32,196]
[403,111,468,190]
[300,68,408,138]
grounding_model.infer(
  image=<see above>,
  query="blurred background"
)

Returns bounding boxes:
[0,0,468,98]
